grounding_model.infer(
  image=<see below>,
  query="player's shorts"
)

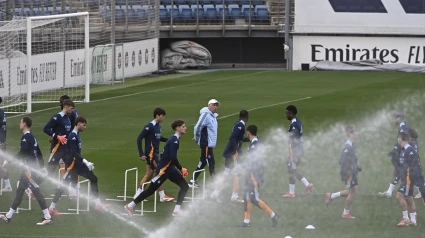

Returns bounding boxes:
[146,153,159,171]
[398,177,414,197]
[151,168,184,188]
[287,145,303,170]
[63,157,92,182]
[48,142,67,164]
[224,151,239,169]
[19,169,41,189]
[343,174,358,188]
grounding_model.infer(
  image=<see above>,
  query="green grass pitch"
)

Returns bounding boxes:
[1,70,425,238]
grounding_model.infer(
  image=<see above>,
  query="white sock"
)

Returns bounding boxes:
[343,209,349,215]
[4,179,11,188]
[231,192,238,198]
[289,184,295,194]
[212,189,219,197]
[270,212,276,218]
[301,178,309,187]
[173,205,181,213]
[6,208,15,219]
[136,188,143,194]
[387,184,395,194]
[331,192,340,199]
[49,202,56,210]
[410,212,417,223]
[128,201,136,209]
[159,190,165,198]
[42,209,51,220]
[94,198,101,206]
[69,188,76,196]
[244,219,250,224]
[402,210,408,219]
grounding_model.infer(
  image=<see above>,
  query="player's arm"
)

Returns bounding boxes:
[193,113,207,142]
[68,135,84,162]
[339,147,352,178]
[36,145,44,168]
[43,116,57,137]
[136,125,150,157]
[16,135,30,159]
[387,143,400,159]
[170,140,183,171]
[160,136,168,142]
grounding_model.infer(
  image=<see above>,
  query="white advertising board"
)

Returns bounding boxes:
[292,35,425,70]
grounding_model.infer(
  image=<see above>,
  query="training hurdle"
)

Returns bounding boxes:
[106,167,138,202]
[62,179,91,215]
[184,169,206,202]
[16,181,31,214]
[45,168,68,200]
[0,178,3,195]
[135,181,157,216]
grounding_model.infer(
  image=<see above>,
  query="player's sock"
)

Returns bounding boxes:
[258,200,273,216]
[211,189,219,197]
[42,209,51,220]
[343,209,349,215]
[402,210,408,219]
[387,184,395,194]
[289,184,295,194]
[301,178,309,187]
[136,188,143,194]
[6,208,14,219]
[244,219,250,224]
[159,190,165,199]
[270,212,276,218]
[94,198,101,206]
[128,201,136,209]
[232,192,239,199]
[410,212,417,223]
[49,202,56,210]
[173,205,181,213]
[331,192,340,199]
[4,179,11,188]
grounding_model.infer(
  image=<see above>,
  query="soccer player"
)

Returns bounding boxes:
[133,108,174,202]
[0,117,51,225]
[48,116,110,214]
[378,110,408,198]
[125,120,189,216]
[408,128,423,199]
[59,95,78,128]
[189,99,219,188]
[211,110,249,202]
[0,97,11,192]
[43,99,74,177]
[282,105,313,198]
[237,125,279,227]
[394,131,421,227]
[325,125,361,219]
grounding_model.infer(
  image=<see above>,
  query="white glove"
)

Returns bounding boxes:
[39,168,48,177]
[2,160,8,167]
[83,159,95,171]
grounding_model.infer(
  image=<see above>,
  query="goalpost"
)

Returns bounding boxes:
[91,43,125,85]
[0,12,90,113]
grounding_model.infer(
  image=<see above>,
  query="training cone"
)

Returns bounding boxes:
[305,225,315,229]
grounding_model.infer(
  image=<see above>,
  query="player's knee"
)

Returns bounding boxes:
[180,181,189,192]
[289,177,296,184]
[223,167,231,176]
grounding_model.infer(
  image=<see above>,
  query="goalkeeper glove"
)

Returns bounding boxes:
[357,166,362,172]
[181,168,188,178]
[53,134,67,145]
[83,159,95,171]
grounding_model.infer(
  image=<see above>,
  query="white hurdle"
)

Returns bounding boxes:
[135,181,157,216]
[106,167,138,202]
[184,169,206,202]
[16,181,31,213]
[0,178,3,195]
[45,168,68,200]
[62,179,91,215]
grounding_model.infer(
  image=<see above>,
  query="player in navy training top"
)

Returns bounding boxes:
[133,108,175,202]
[125,120,189,217]
[0,117,52,225]
[282,105,313,198]
[326,125,361,219]
[43,99,74,177]
[237,125,279,228]
[379,111,409,198]
[59,95,78,129]
[395,131,423,227]
[408,128,424,199]
[211,110,249,203]
[48,116,110,215]
[0,97,11,192]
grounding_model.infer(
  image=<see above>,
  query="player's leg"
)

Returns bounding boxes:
[396,180,411,226]
[49,161,76,215]
[189,145,208,188]
[249,188,279,227]
[0,175,27,222]
[325,189,349,207]
[236,191,252,227]
[125,173,166,215]
[206,147,216,183]
[231,152,243,202]
[77,165,110,210]
[28,181,52,225]
[379,168,398,198]
[133,163,154,199]
[342,184,357,219]
[211,154,235,200]
[151,157,174,202]
[283,163,296,197]
[0,164,11,192]
[168,171,189,216]
[46,142,61,176]
[406,195,417,226]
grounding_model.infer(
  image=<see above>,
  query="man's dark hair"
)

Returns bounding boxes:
[22,117,32,128]
[246,125,257,136]
[392,110,404,120]
[408,128,418,140]
[153,108,166,118]
[59,95,70,103]
[62,99,75,107]
[171,120,185,130]
[398,131,410,142]
[76,116,87,125]
[345,125,356,137]
[239,110,248,119]
[286,105,297,115]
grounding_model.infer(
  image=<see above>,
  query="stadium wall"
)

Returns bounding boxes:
[291,0,425,70]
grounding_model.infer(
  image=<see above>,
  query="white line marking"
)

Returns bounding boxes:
[8,71,269,119]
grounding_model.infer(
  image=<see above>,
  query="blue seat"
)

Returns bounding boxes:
[166,5,180,20]
[225,0,237,4]
[116,0,126,5]
[128,8,138,20]
[216,5,229,19]
[180,5,192,19]
[161,0,172,5]
[136,9,146,19]
[187,0,198,5]
[239,0,249,4]
[204,5,217,19]
[175,0,186,4]
[229,4,241,19]
[242,5,254,19]
[201,0,211,5]
[160,6,170,20]
[251,0,263,5]
[212,0,223,5]
[192,6,205,19]
[399,0,425,14]
[256,5,268,19]
[115,9,125,20]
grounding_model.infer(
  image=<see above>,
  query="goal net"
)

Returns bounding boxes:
[91,43,125,85]
[0,12,89,113]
